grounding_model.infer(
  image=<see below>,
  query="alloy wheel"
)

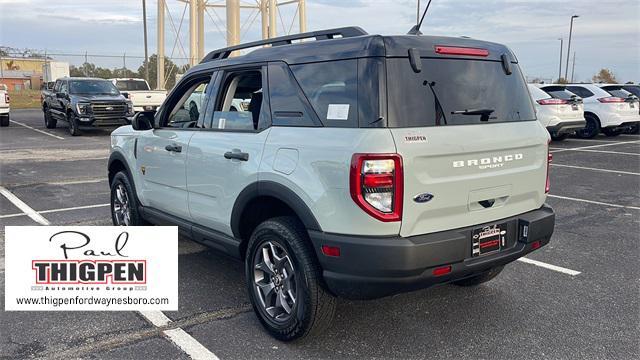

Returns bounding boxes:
[253,241,297,322]
[112,183,131,225]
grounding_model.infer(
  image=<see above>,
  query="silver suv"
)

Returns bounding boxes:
[108,27,555,341]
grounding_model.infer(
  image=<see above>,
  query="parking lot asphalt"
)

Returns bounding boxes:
[1,108,639,359]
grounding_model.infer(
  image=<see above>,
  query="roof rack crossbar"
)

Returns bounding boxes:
[201,26,368,63]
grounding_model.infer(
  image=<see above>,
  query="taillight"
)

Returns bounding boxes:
[350,154,403,222]
[537,98,568,105]
[597,97,625,103]
[545,142,552,193]
[434,45,489,57]
[5,94,9,103]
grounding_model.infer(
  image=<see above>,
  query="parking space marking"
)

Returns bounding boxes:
[0,186,50,225]
[0,203,110,219]
[551,163,640,176]
[548,194,640,210]
[517,257,581,276]
[139,311,218,360]
[9,120,65,140]
[551,140,640,153]
[550,148,639,156]
[49,178,106,185]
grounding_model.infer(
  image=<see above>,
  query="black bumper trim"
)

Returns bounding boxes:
[546,120,586,135]
[309,205,555,299]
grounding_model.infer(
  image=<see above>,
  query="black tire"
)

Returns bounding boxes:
[550,133,568,141]
[627,123,640,134]
[44,108,56,129]
[452,266,504,287]
[575,114,600,139]
[602,127,622,137]
[110,171,147,226]
[67,111,81,136]
[245,216,336,341]
[0,115,8,127]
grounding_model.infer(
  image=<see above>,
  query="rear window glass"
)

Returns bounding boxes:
[601,87,632,98]
[290,60,358,127]
[566,86,594,98]
[115,80,150,91]
[622,85,640,97]
[387,58,535,127]
[540,86,579,100]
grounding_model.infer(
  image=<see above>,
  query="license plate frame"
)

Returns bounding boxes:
[472,222,507,257]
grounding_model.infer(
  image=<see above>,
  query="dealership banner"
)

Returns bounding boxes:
[4,226,178,311]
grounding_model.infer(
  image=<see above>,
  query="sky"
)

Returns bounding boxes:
[0,0,638,82]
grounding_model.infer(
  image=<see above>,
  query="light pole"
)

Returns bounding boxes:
[557,38,563,82]
[142,0,149,82]
[564,15,579,81]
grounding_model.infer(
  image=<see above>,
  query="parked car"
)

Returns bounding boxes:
[184,82,247,121]
[601,83,640,134]
[109,78,167,113]
[109,27,555,341]
[42,77,133,136]
[528,84,584,141]
[544,83,639,138]
[0,84,9,127]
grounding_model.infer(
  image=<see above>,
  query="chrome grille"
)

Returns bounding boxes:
[91,102,127,119]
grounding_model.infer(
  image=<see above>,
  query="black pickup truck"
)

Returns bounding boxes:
[42,77,133,136]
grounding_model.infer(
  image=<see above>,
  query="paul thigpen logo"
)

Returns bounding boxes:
[32,231,147,285]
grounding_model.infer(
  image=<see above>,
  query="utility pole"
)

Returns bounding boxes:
[299,0,306,33]
[570,52,576,83]
[261,0,269,39]
[189,0,198,66]
[157,0,165,89]
[227,0,241,46]
[142,0,149,82]
[198,0,205,60]
[268,0,277,38]
[417,0,421,24]
[557,38,563,82]
[564,15,579,80]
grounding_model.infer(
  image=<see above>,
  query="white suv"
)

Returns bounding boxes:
[108,27,555,341]
[546,83,640,138]
[0,85,9,127]
[528,84,585,141]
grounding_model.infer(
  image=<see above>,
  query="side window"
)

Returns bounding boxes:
[211,69,267,131]
[163,74,214,129]
[60,81,68,93]
[268,62,318,127]
[54,80,61,92]
[290,59,358,127]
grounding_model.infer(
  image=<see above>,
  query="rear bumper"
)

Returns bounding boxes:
[309,205,555,299]
[546,120,585,135]
[600,112,640,128]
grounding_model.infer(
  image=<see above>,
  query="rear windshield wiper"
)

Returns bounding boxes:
[451,108,495,122]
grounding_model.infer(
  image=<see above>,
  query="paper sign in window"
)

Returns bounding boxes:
[326,104,350,121]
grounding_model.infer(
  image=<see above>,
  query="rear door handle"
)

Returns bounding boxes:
[224,150,249,161]
[165,144,182,153]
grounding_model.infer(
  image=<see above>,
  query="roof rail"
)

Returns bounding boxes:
[201,26,368,63]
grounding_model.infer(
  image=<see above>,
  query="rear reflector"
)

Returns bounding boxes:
[537,98,568,105]
[321,245,340,257]
[432,265,452,276]
[597,96,626,103]
[435,45,489,57]
[531,241,541,250]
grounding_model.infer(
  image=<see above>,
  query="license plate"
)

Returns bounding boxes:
[571,104,579,110]
[145,106,155,111]
[630,103,635,109]
[472,223,507,257]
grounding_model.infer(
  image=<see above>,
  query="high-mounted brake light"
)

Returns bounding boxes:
[545,141,552,193]
[597,97,625,103]
[434,45,489,57]
[537,98,568,105]
[350,154,403,222]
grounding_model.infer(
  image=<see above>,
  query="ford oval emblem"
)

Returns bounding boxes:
[413,193,434,203]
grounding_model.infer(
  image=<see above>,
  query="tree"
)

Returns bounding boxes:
[138,54,186,89]
[592,68,617,84]
[556,77,568,84]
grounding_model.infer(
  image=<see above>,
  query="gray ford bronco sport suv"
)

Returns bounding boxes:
[108,27,555,341]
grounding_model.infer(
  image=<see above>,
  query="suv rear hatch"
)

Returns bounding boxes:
[383,37,548,237]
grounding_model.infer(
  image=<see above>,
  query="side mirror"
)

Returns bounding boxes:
[122,92,129,99]
[131,111,155,131]
[56,92,65,98]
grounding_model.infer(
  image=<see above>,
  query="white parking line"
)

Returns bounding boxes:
[548,194,640,210]
[0,186,50,225]
[9,120,65,140]
[517,257,581,276]
[551,148,640,156]
[551,163,640,176]
[0,203,110,219]
[551,140,640,153]
[139,311,218,360]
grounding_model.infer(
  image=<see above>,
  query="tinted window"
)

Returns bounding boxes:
[267,63,318,127]
[622,85,640,97]
[290,59,358,127]
[540,86,579,100]
[566,86,594,98]
[601,86,632,98]
[70,80,119,95]
[387,58,535,127]
[115,80,150,91]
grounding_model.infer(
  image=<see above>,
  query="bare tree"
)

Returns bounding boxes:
[592,68,617,83]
